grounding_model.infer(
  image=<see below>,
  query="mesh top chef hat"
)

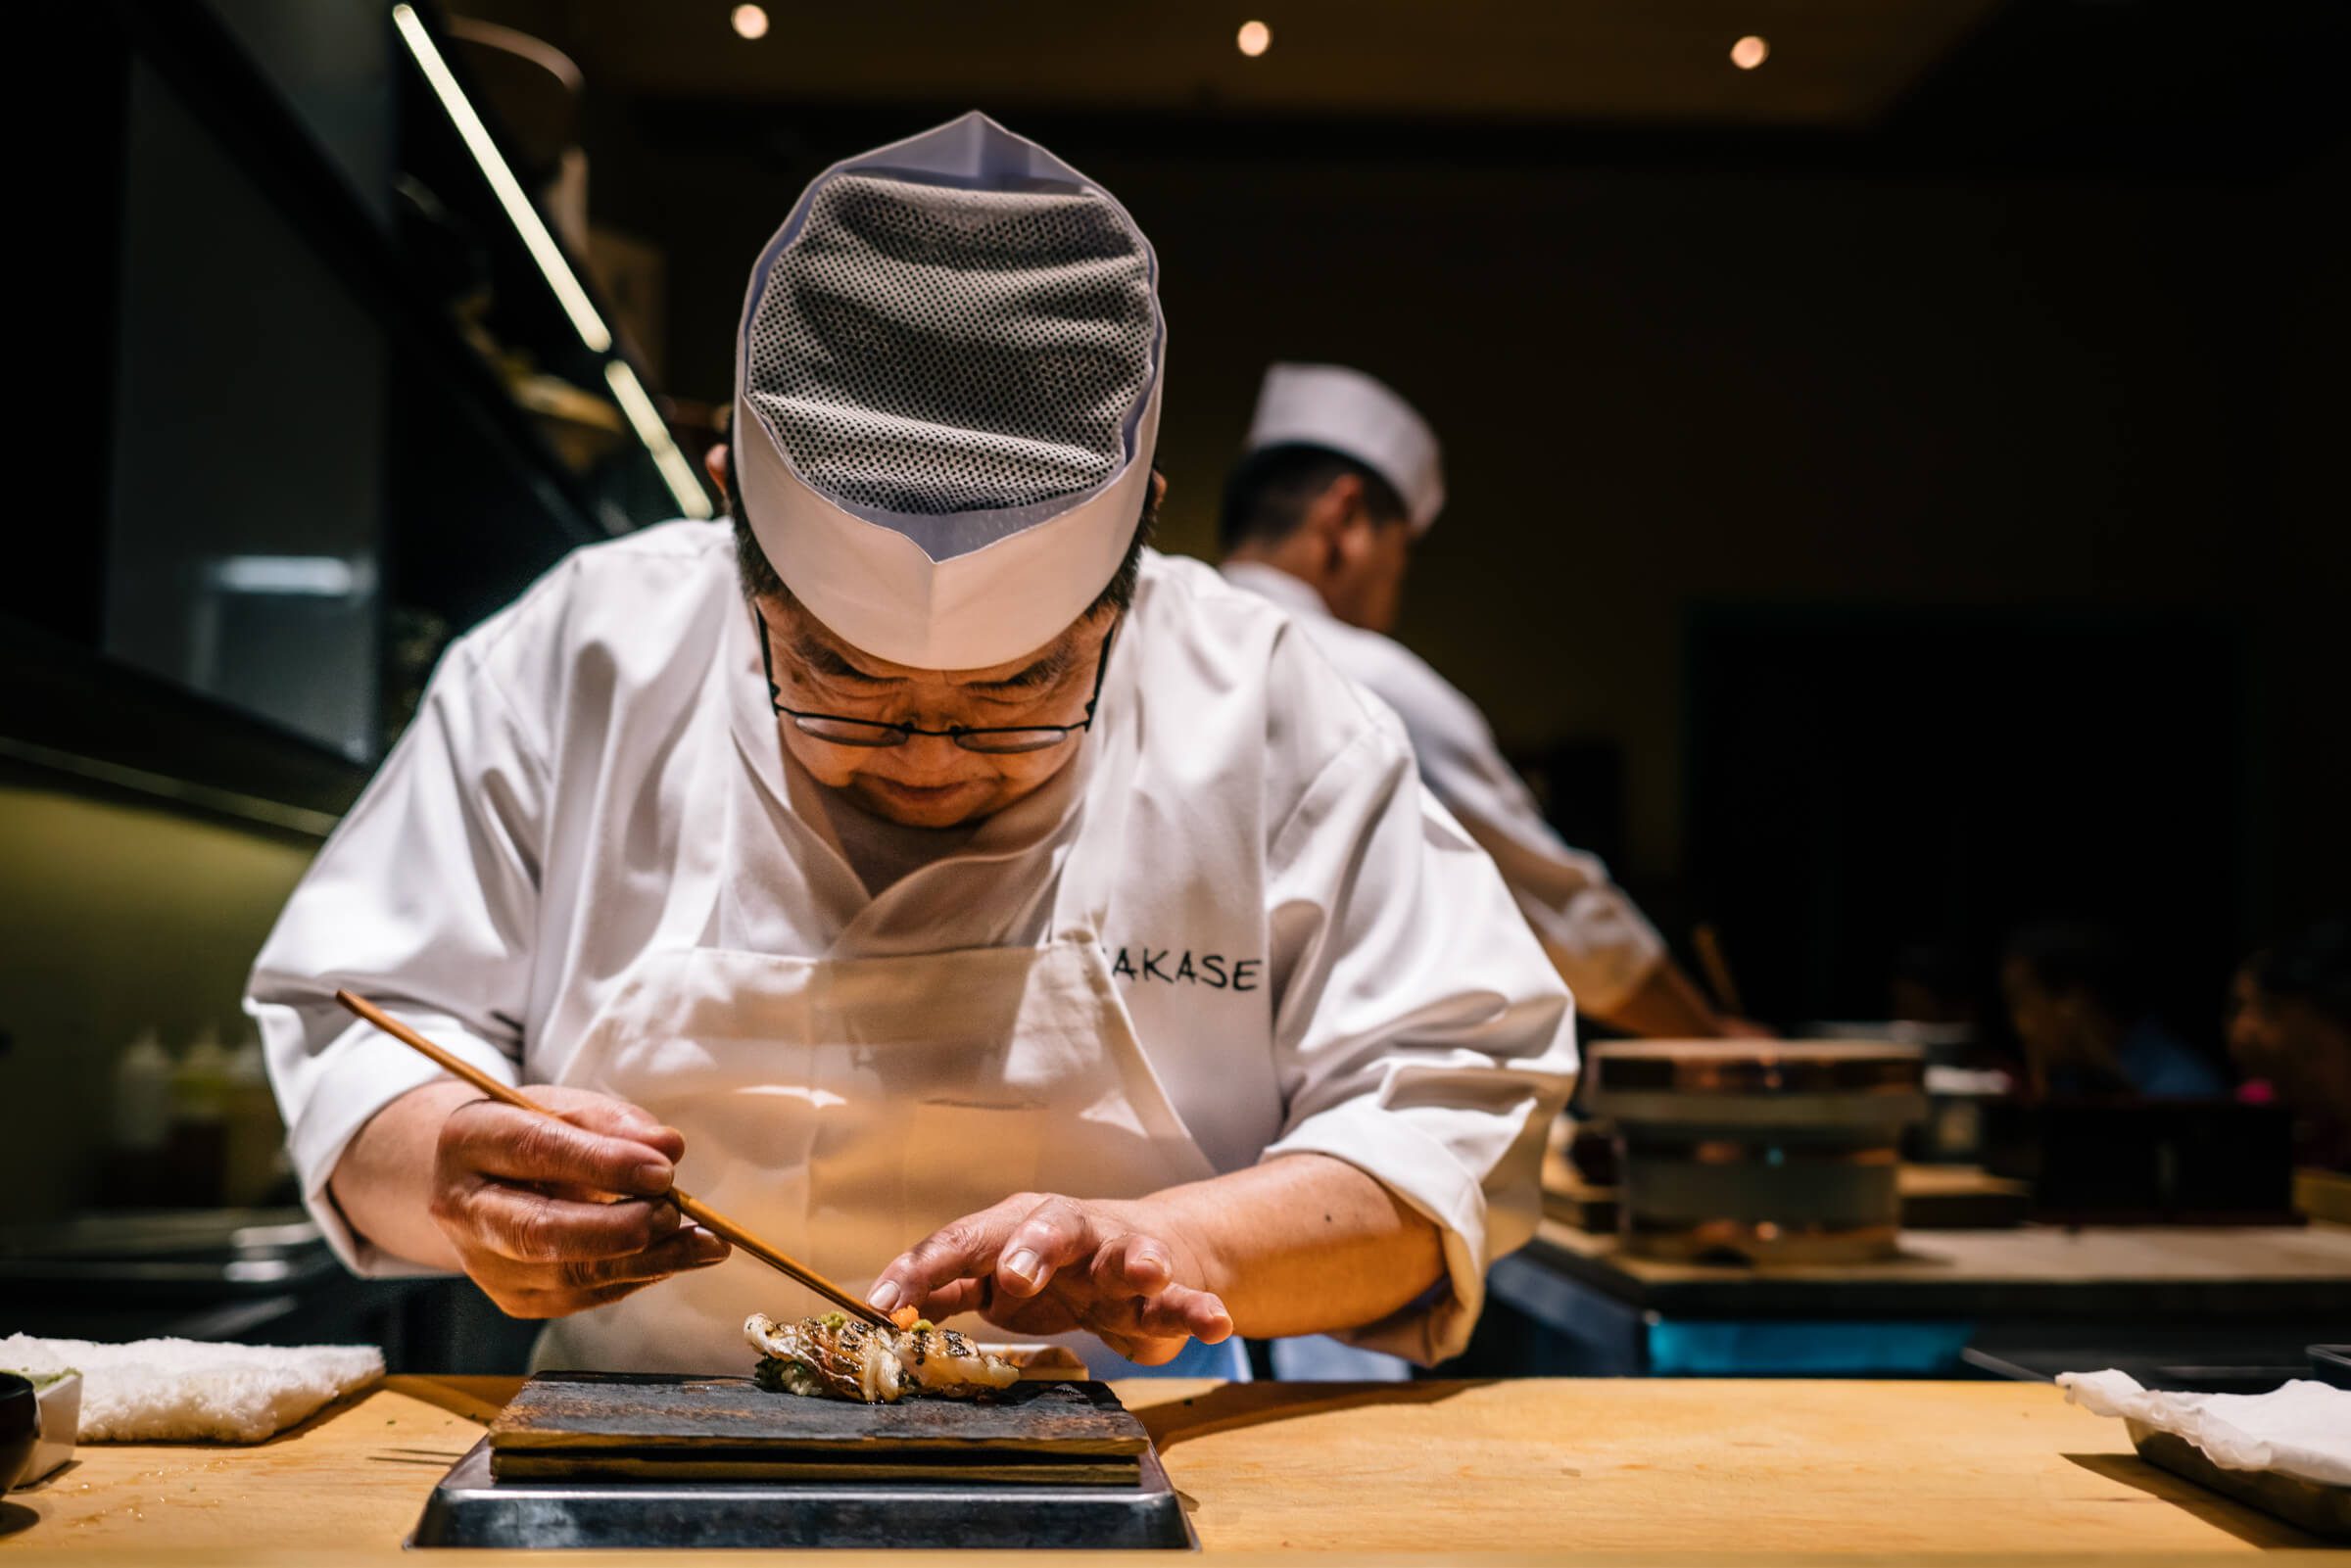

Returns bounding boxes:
[1243,363,1444,536]
[733,112,1164,670]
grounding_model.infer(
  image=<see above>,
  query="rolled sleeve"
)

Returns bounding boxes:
[274,1008,520,1276]
[1514,881,1668,1017]
[1262,1100,1492,1364]
[246,631,546,1278]
[1362,638,1668,1015]
[1265,717,1577,1363]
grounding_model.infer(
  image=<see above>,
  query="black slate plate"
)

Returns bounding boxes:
[410,1436,1196,1550]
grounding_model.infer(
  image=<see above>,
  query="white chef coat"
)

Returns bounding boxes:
[248,522,1575,1365]
[1221,562,1668,1016]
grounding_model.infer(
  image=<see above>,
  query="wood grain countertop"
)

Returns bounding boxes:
[0,1373,2335,1560]
[1524,1218,2351,1317]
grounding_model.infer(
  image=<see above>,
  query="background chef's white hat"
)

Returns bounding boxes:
[1242,362,1445,536]
[734,112,1163,669]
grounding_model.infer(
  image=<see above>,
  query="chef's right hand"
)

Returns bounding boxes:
[428,1086,730,1317]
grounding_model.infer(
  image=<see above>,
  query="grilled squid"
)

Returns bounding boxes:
[744,1311,1020,1403]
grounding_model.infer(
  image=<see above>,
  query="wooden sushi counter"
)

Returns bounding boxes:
[1,1373,2336,1560]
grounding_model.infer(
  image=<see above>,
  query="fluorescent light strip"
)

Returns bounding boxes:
[0,736,341,840]
[392,4,611,353]
[605,359,715,519]
[208,554,370,595]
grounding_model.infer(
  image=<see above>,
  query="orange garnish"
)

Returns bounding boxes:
[888,1304,920,1331]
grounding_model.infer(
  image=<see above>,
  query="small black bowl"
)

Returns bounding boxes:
[0,1372,39,1493]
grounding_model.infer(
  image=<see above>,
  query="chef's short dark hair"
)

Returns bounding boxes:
[724,445,1156,630]
[1219,443,1409,552]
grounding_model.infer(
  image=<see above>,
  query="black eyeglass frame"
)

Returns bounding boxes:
[754,606,1121,754]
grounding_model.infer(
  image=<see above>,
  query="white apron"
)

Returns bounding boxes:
[534,661,1245,1380]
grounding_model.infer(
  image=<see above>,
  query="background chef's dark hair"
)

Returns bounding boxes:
[1218,443,1410,552]
[723,443,1158,630]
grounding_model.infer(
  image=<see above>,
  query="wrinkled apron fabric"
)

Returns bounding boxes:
[535,672,1246,1380]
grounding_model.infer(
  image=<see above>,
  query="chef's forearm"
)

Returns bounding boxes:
[327,1079,476,1272]
[1119,1153,1443,1340]
[1582,960,1730,1038]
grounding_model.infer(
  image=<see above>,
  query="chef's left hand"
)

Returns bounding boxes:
[870,1194,1234,1365]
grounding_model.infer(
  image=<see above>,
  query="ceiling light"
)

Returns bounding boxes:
[731,5,769,41]
[1731,35,1769,71]
[1236,20,1271,58]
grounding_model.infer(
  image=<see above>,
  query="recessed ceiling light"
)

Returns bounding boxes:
[732,5,770,41]
[1731,34,1768,71]
[1236,20,1271,58]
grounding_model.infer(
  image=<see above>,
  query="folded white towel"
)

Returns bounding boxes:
[0,1335,382,1444]
[2060,1369,2351,1488]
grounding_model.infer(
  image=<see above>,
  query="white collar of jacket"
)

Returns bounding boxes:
[1220,559,1342,624]
[732,112,1165,670]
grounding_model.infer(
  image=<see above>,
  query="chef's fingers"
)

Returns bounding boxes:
[1085,1235,1230,1341]
[1079,1276,1231,1346]
[443,1100,678,1198]
[541,1091,688,1165]
[538,1226,729,1294]
[1097,1330,1190,1366]
[909,1276,990,1321]
[451,1181,682,1262]
[992,1195,1107,1300]
[1093,1231,1176,1296]
[562,1223,729,1287]
[1126,1281,1233,1344]
[513,1278,660,1316]
[537,1179,632,1204]
[870,1193,1036,1310]
[471,1226,727,1318]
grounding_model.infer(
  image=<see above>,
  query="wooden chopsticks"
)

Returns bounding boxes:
[333,988,890,1327]
[1692,922,1747,1022]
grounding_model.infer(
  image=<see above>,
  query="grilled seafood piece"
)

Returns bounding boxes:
[744,1311,1020,1403]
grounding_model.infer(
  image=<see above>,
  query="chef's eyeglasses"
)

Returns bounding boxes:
[755,608,1119,755]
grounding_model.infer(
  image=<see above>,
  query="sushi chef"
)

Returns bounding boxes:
[248,116,1574,1379]
[1221,364,1749,1039]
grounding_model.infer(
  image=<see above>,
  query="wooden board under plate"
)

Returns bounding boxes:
[488,1371,1147,1484]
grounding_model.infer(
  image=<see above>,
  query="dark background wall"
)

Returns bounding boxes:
[573,102,2346,1025]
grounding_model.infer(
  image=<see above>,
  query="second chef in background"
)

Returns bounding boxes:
[1221,364,1751,1039]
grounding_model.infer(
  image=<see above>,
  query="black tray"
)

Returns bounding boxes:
[408,1437,1196,1550]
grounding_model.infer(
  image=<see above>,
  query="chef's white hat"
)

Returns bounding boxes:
[1243,363,1444,536]
[734,112,1164,669]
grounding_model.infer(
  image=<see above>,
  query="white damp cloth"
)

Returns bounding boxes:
[0,1335,381,1444]
[2059,1369,2351,1487]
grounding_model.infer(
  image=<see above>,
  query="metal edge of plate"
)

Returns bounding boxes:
[2127,1421,2350,1544]
[408,1435,1198,1550]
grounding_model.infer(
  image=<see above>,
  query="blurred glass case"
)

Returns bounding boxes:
[76,0,705,774]
[104,58,385,763]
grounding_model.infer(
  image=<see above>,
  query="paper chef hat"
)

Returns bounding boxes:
[734,113,1164,669]
[1243,363,1445,536]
